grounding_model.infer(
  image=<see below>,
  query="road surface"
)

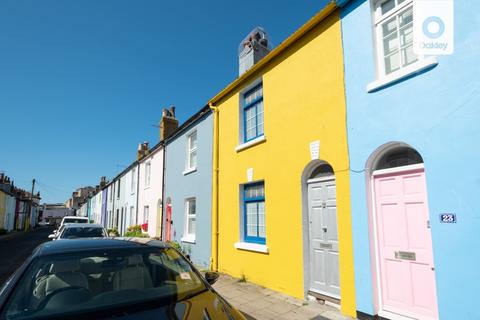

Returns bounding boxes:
[0,226,53,286]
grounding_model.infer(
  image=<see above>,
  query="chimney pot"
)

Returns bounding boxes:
[160,106,179,140]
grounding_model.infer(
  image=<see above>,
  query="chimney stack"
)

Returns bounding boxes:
[239,27,271,76]
[160,106,179,140]
[99,176,107,188]
[137,142,150,160]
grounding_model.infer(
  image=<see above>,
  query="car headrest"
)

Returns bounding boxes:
[50,260,81,273]
[126,255,143,266]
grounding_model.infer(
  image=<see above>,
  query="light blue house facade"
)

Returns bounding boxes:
[341,1,480,319]
[163,107,213,268]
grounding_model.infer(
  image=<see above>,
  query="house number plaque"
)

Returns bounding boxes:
[395,251,416,261]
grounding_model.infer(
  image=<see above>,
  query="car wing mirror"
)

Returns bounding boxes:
[48,234,56,239]
[204,272,220,285]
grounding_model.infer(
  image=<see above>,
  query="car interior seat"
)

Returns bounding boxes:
[112,255,153,291]
[45,260,90,296]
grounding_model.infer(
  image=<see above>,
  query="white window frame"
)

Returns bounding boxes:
[144,161,151,188]
[184,131,198,174]
[368,0,437,92]
[182,198,196,243]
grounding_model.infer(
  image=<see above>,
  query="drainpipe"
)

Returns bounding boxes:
[136,163,140,226]
[209,103,219,271]
[160,143,166,240]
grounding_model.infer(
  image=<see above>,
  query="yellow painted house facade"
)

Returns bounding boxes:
[209,4,356,317]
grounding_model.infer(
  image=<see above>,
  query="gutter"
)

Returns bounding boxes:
[209,103,220,271]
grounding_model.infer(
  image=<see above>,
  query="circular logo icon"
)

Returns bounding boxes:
[422,16,445,39]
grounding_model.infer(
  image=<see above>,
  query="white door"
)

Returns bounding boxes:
[308,177,340,298]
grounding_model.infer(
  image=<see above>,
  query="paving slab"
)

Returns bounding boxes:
[212,273,353,320]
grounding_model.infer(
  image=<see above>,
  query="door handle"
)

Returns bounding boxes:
[322,227,327,232]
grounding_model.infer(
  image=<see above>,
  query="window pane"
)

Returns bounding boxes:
[399,22,413,47]
[256,101,264,136]
[258,202,266,238]
[246,203,258,237]
[188,200,196,215]
[384,51,400,74]
[381,0,396,15]
[401,45,417,66]
[383,32,398,56]
[188,217,196,235]
[189,133,197,150]
[246,184,264,199]
[189,150,197,168]
[399,7,413,28]
[382,17,397,38]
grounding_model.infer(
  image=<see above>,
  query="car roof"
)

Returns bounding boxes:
[62,216,88,220]
[62,223,104,228]
[36,238,168,256]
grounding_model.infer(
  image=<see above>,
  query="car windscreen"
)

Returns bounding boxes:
[60,227,105,239]
[2,247,206,319]
[63,218,87,224]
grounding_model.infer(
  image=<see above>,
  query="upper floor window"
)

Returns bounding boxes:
[243,84,264,142]
[116,180,121,199]
[186,131,197,170]
[145,162,151,188]
[131,167,136,193]
[184,198,196,238]
[373,0,417,76]
[243,182,266,244]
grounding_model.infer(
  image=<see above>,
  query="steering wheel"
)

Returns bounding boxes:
[38,286,91,310]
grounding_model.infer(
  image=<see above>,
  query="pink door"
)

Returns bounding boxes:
[373,166,438,320]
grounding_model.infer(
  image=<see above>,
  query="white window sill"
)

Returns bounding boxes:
[367,56,438,93]
[181,235,196,244]
[235,135,266,152]
[234,242,269,253]
[182,167,197,176]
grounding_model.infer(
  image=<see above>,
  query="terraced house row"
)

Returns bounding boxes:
[78,1,479,319]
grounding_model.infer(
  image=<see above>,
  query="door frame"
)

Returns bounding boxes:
[301,159,339,300]
[369,162,436,320]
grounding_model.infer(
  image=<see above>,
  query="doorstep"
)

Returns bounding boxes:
[212,273,353,320]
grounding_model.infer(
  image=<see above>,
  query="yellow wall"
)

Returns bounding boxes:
[214,11,356,316]
[0,190,6,229]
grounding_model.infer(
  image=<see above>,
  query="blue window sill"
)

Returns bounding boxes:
[235,135,266,152]
[234,241,268,253]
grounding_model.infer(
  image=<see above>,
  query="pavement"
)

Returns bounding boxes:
[212,274,352,320]
[0,226,54,285]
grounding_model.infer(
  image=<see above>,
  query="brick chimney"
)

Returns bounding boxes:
[137,142,150,160]
[99,176,107,188]
[160,106,178,140]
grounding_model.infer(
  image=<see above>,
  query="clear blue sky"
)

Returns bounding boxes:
[0,0,329,203]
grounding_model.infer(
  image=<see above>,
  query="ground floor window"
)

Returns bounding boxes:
[243,182,266,244]
[184,198,196,237]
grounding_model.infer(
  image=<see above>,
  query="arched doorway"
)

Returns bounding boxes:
[302,160,340,300]
[367,142,438,320]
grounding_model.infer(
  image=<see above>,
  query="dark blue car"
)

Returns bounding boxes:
[0,238,245,320]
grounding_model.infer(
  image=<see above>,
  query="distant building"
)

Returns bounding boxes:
[65,186,95,210]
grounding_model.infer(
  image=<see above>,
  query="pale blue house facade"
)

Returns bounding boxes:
[341,1,480,319]
[163,107,213,268]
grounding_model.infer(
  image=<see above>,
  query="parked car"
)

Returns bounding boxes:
[54,224,108,240]
[48,216,90,239]
[0,238,245,319]
[60,216,89,226]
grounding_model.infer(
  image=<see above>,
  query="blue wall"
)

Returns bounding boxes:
[341,1,480,318]
[164,111,213,268]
